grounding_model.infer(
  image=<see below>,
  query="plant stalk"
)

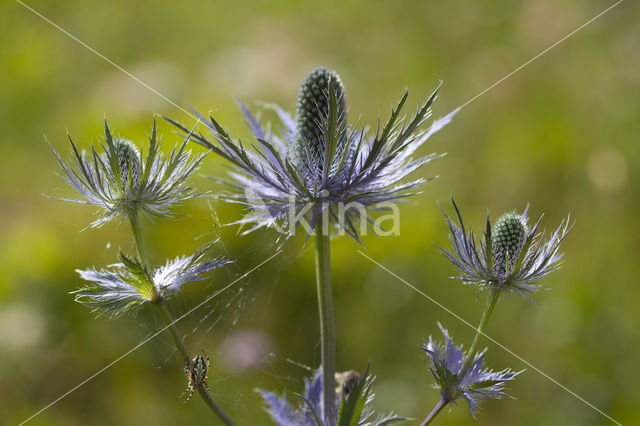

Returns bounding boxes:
[421,397,448,426]
[153,302,190,364]
[127,212,235,426]
[128,212,150,270]
[315,219,336,425]
[459,288,500,377]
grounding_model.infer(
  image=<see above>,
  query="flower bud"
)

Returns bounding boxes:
[289,67,347,170]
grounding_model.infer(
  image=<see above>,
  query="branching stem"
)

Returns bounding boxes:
[127,211,235,426]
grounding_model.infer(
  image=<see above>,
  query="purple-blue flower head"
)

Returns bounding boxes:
[167,67,456,241]
[258,366,406,425]
[49,119,204,228]
[439,199,572,299]
[422,323,522,416]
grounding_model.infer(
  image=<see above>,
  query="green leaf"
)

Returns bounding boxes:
[337,365,371,426]
[117,251,155,300]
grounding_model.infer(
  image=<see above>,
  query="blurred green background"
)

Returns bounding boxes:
[1,0,638,424]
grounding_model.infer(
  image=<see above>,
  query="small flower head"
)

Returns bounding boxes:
[167,66,456,241]
[439,199,572,299]
[73,242,230,317]
[421,323,521,416]
[258,366,406,426]
[49,119,204,228]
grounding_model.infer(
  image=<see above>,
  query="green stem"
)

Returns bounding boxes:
[154,302,190,364]
[421,397,448,426]
[315,219,336,425]
[197,387,235,426]
[459,289,501,377]
[127,212,235,426]
[128,212,150,270]
[153,303,234,425]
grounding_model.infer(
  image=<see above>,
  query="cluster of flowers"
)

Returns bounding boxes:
[51,66,570,425]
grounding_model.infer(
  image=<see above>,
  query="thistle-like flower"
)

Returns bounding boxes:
[258,367,406,426]
[421,324,521,416]
[49,119,204,228]
[439,199,572,298]
[167,66,456,240]
[73,243,230,317]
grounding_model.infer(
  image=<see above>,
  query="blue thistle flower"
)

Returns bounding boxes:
[439,199,572,299]
[258,366,407,425]
[73,242,230,317]
[166,66,456,240]
[49,119,204,228]
[421,323,522,417]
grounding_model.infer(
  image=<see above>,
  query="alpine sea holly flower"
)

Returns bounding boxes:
[421,324,521,418]
[439,199,572,299]
[73,243,230,317]
[166,66,456,240]
[258,367,406,426]
[166,66,454,425]
[49,119,204,228]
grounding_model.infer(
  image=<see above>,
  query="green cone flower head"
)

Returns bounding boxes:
[289,66,348,171]
[114,138,142,189]
[492,211,527,274]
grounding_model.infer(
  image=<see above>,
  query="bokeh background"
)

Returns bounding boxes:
[1,0,638,425]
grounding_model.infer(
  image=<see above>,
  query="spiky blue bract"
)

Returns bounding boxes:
[49,119,205,228]
[422,323,522,417]
[166,66,456,241]
[438,199,572,299]
[258,366,407,425]
[73,242,230,317]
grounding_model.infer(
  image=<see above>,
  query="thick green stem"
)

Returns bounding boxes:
[315,219,336,425]
[421,398,448,426]
[459,289,500,377]
[127,212,235,426]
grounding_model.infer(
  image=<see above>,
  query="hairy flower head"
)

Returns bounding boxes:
[422,323,521,416]
[439,199,572,299]
[166,66,456,241]
[49,119,204,228]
